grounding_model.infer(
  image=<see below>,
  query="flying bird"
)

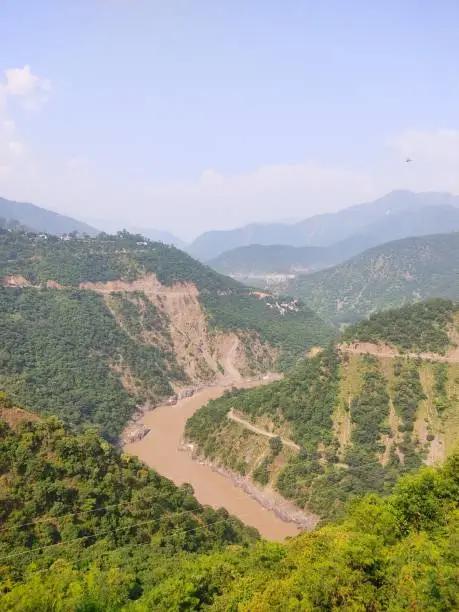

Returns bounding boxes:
[404,157,413,163]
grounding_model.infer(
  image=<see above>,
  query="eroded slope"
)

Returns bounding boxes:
[186,302,459,521]
[0,231,333,436]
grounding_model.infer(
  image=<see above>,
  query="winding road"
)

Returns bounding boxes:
[123,381,309,540]
[340,342,459,364]
[228,410,300,450]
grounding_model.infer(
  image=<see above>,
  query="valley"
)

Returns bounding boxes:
[185,300,459,522]
[123,378,315,540]
[0,230,332,437]
[2,7,459,606]
[0,226,458,609]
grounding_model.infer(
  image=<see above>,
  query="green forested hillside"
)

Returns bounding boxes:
[0,229,333,359]
[0,229,237,289]
[0,230,332,436]
[186,301,459,521]
[0,397,258,605]
[1,398,457,610]
[342,299,459,353]
[0,287,183,438]
[289,231,459,325]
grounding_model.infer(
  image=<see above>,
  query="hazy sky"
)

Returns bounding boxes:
[0,1,458,239]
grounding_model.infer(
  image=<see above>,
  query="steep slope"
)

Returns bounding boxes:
[186,301,459,522]
[188,190,459,260]
[341,299,459,354]
[289,231,459,325]
[0,230,333,436]
[1,393,457,610]
[0,395,258,593]
[0,196,99,236]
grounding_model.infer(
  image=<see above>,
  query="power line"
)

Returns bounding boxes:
[0,455,416,540]
[0,504,269,566]
[0,484,284,563]
[0,501,129,534]
[11,506,266,582]
[0,484,267,535]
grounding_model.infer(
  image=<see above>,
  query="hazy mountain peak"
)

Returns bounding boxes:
[188,190,459,261]
[0,196,99,236]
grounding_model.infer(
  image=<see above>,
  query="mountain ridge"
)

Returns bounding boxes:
[185,300,459,521]
[288,231,459,325]
[0,196,100,236]
[188,190,459,261]
[0,229,333,437]
[208,204,459,280]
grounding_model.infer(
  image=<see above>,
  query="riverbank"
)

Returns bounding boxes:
[123,378,316,540]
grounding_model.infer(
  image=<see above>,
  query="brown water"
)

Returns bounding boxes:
[124,382,301,540]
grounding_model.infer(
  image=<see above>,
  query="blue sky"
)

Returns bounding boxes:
[0,1,458,239]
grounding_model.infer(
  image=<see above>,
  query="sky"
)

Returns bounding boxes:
[0,0,458,240]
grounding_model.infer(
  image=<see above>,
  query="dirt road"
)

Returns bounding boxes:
[228,410,300,450]
[341,342,459,364]
[123,378,314,540]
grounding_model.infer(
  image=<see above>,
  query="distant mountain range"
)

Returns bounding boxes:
[0,196,99,236]
[208,202,459,277]
[208,244,332,276]
[287,231,459,325]
[189,190,459,262]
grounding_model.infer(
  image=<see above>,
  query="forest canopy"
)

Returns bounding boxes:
[342,298,458,353]
[1,397,457,610]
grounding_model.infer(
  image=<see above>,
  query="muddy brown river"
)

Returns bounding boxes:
[124,382,302,540]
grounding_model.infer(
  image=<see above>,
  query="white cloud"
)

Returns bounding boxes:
[1,65,52,112]
[0,66,51,180]
[0,73,457,242]
[0,120,24,176]
[78,133,459,237]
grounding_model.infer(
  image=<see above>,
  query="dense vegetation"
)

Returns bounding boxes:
[342,299,458,353]
[0,229,333,365]
[289,231,459,325]
[0,286,183,438]
[202,293,334,369]
[0,229,236,289]
[0,397,259,605]
[186,337,459,522]
[2,400,457,610]
[187,351,385,519]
